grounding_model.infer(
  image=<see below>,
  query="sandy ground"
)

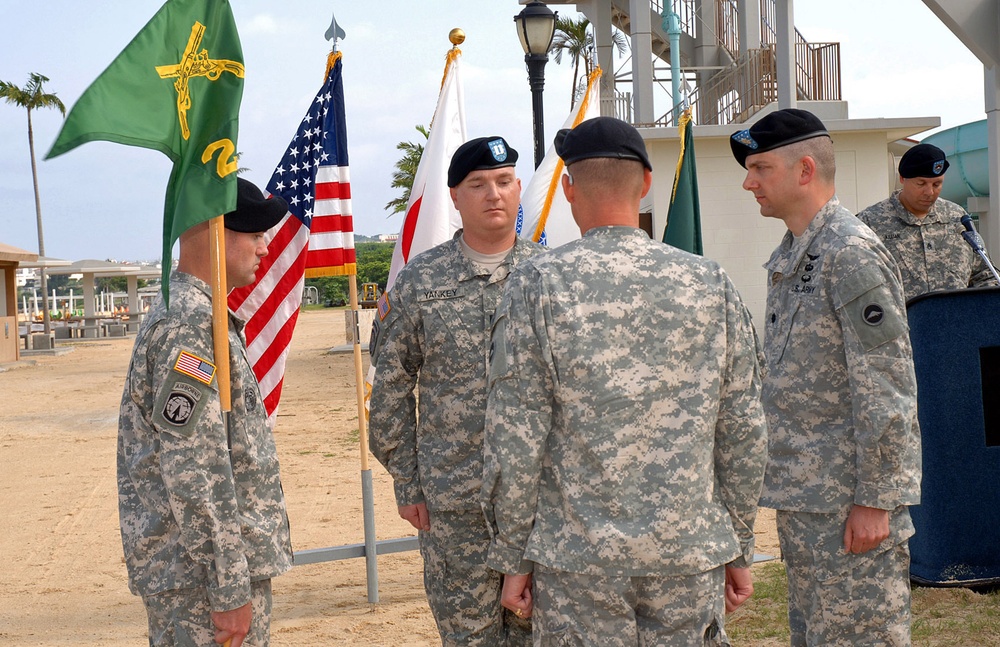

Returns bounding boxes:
[0,307,779,645]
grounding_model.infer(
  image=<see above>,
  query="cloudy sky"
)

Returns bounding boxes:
[0,0,989,262]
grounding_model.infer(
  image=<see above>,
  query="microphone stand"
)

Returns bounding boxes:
[961,216,1000,284]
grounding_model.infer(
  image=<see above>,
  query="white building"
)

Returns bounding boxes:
[532,0,996,322]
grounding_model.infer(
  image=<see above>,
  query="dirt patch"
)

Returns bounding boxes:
[0,307,780,645]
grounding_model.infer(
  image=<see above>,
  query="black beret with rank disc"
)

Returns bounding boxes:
[554,116,652,170]
[224,177,289,233]
[730,108,830,168]
[898,143,950,179]
[448,136,518,187]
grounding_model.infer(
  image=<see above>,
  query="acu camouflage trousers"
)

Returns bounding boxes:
[142,578,272,646]
[532,563,730,646]
[420,509,532,646]
[777,509,913,647]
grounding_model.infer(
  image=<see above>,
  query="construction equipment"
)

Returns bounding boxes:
[360,282,381,309]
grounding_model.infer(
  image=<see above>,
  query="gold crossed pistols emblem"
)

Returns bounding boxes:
[155,21,245,140]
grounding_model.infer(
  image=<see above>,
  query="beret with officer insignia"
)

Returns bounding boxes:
[555,116,652,170]
[730,108,830,168]
[447,136,519,187]
[224,177,289,233]
[898,143,950,179]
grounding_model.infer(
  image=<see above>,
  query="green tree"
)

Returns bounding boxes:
[356,241,393,288]
[550,16,628,108]
[305,242,395,306]
[1,73,66,337]
[385,125,429,215]
[96,275,148,293]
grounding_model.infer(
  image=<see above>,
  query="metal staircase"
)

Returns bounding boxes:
[609,0,841,126]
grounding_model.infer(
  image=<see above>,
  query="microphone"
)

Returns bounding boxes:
[961,214,986,253]
[960,214,1000,284]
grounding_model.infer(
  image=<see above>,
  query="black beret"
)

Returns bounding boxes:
[224,177,288,233]
[447,136,518,187]
[730,108,830,168]
[898,143,950,178]
[554,116,652,170]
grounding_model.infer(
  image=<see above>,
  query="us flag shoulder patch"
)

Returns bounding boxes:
[377,293,391,321]
[173,351,216,385]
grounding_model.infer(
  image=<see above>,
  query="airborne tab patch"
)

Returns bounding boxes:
[173,350,216,385]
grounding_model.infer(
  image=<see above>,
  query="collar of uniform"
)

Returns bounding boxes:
[169,270,247,332]
[889,190,927,226]
[766,196,841,274]
[890,190,956,226]
[450,228,524,282]
[582,225,647,240]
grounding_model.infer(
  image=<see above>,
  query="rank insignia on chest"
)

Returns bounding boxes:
[173,350,216,385]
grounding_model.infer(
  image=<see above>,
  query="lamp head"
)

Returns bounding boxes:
[514,2,557,56]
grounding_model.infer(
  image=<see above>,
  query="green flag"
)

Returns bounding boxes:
[47,0,244,301]
[663,109,703,255]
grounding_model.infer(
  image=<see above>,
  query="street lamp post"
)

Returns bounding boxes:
[514,2,557,168]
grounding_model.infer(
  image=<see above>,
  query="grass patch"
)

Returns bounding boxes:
[725,561,1000,645]
[726,561,790,643]
[339,428,360,447]
[911,585,1000,645]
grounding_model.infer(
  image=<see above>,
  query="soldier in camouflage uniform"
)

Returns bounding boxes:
[483,117,768,646]
[732,109,921,646]
[368,136,544,646]
[857,142,997,300]
[118,178,293,647]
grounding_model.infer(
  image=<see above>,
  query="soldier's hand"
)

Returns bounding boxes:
[398,502,430,531]
[500,572,533,619]
[724,565,753,612]
[843,504,890,554]
[212,602,251,646]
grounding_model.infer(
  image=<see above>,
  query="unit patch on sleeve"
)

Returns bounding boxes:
[173,350,217,385]
[162,382,203,427]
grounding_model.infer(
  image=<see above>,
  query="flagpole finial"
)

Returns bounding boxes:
[449,28,465,47]
[325,12,347,52]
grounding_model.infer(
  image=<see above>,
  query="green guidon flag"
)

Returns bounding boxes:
[46,0,244,302]
[663,108,703,256]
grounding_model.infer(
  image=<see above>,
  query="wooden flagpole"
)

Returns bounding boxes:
[209,216,231,411]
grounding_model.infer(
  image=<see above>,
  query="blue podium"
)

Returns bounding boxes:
[906,287,1000,588]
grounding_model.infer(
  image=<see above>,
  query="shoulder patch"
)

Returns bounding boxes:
[161,382,202,427]
[377,292,391,320]
[862,303,885,326]
[173,350,216,386]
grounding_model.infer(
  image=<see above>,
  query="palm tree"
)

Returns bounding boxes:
[0,73,66,339]
[550,16,628,108]
[385,125,429,215]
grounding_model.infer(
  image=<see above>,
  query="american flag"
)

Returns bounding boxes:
[174,351,216,385]
[229,51,355,421]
